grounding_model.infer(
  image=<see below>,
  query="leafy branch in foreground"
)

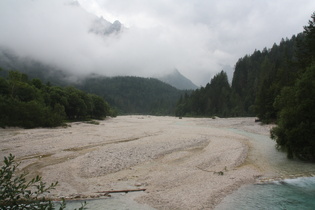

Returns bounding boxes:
[0,154,86,209]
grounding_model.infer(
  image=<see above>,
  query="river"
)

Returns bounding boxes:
[53,118,315,209]
[215,128,315,210]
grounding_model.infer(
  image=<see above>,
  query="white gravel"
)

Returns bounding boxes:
[0,116,270,209]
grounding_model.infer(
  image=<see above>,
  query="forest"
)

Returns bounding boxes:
[0,60,186,116]
[0,70,111,128]
[0,70,185,117]
[175,34,303,120]
[78,75,183,115]
[176,12,315,161]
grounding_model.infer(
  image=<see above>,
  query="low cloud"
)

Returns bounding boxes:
[1,0,314,86]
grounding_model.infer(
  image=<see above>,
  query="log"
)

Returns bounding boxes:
[95,189,146,194]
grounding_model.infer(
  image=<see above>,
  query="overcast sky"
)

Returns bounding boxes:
[0,0,314,86]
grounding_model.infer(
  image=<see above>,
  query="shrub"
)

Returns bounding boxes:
[0,154,86,209]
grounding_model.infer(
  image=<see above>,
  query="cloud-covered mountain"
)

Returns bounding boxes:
[0,49,72,85]
[157,69,198,90]
[0,0,217,86]
[0,3,123,83]
[0,1,200,86]
[90,17,123,36]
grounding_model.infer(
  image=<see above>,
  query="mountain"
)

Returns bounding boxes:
[78,75,183,115]
[0,49,72,86]
[0,50,183,115]
[89,17,124,36]
[158,69,198,90]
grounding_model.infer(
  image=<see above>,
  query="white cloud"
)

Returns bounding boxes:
[0,0,315,86]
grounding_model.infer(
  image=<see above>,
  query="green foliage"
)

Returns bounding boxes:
[178,33,304,120]
[255,37,301,122]
[231,35,301,121]
[0,154,57,209]
[0,70,111,128]
[297,12,315,68]
[88,95,105,119]
[176,71,238,117]
[79,76,182,115]
[271,12,315,161]
[271,65,315,161]
[84,120,100,125]
[0,154,87,209]
[232,50,264,115]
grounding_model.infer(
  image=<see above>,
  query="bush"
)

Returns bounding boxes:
[0,154,86,209]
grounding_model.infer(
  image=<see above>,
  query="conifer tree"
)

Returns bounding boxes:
[271,12,315,161]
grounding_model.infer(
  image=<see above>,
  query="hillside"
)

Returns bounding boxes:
[0,50,183,115]
[78,75,182,115]
[176,34,304,118]
[0,49,71,86]
[157,69,198,90]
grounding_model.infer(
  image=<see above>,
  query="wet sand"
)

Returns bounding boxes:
[0,116,271,209]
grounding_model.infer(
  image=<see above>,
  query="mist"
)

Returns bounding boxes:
[1,0,314,86]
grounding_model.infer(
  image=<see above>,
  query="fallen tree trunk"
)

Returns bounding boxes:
[95,189,146,194]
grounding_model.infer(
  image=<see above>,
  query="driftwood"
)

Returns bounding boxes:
[196,166,226,175]
[96,189,146,194]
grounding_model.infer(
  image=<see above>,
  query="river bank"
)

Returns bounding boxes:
[0,116,278,209]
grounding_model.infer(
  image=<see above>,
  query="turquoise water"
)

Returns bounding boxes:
[216,177,315,210]
[229,128,315,177]
[59,193,155,210]
[215,128,315,210]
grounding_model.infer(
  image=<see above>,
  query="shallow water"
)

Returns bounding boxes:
[215,129,315,210]
[59,193,155,210]
[216,177,315,210]
[230,129,315,178]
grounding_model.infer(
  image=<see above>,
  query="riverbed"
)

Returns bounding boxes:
[1,116,314,209]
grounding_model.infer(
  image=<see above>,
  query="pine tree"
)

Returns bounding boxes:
[271,12,315,161]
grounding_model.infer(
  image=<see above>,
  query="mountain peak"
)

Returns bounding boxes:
[90,17,123,36]
[158,69,198,90]
[171,68,181,75]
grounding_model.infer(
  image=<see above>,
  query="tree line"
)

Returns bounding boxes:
[176,12,315,161]
[79,75,183,115]
[176,34,303,119]
[0,70,111,128]
[0,66,184,116]
[175,70,238,117]
[271,12,315,161]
